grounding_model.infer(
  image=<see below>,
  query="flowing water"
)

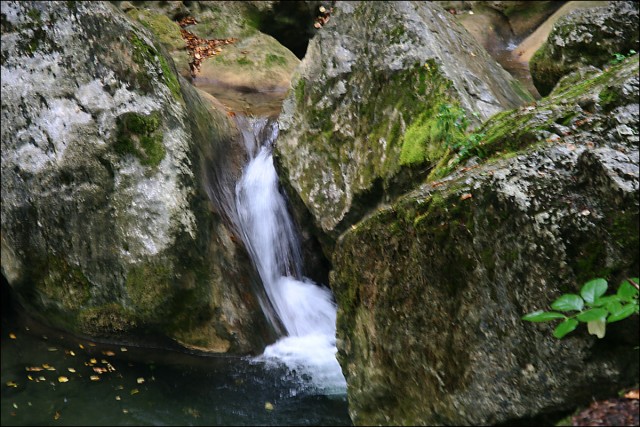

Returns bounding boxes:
[0,117,349,425]
[234,117,347,395]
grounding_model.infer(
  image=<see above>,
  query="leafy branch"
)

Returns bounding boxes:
[522,278,639,339]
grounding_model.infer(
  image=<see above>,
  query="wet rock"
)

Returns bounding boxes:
[1,1,276,353]
[274,1,533,255]
[530,1,639,96]
[331,52,639,426]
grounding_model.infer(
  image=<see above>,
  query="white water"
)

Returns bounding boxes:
[234,119,346,394]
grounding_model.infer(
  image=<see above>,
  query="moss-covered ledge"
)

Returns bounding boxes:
[428,54,639,181]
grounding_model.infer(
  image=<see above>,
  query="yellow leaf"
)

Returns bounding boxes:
[115,396,121,401]
[265,402,274,411]
[90,376,100,381]
[6,381,18,387]
[136,377,145,384]
[102,351,115,356]
[58,376,69,383]
[54,411,60,420]
[9,333,16,339]
[67,368,76,373]
[130,388,139,395]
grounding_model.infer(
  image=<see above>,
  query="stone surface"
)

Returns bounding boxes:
[331,55,639,425]
[0,0,276,353]
[530,1,639,96]
[274,1,533,254]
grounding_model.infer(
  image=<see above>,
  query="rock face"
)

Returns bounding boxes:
[331,56,639,425]
[0,1,276,353]
[274,1,533,253]
[530,1,639,96]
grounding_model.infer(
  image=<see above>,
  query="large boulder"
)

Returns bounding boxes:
[1,1,276,353]
[274,1,533,254]
[530,1,639,96]
[122,1,301,116]
[331,55,639,425]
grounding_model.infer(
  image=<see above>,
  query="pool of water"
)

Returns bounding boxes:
[1,312,351,426]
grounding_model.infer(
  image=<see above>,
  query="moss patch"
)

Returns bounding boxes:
[77,303,137,335]
[125,260,173,322]
[39,256,91,312]
[129,33,182,101]
[114,111,166,167]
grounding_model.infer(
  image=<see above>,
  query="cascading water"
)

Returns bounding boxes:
[234,117,346,394]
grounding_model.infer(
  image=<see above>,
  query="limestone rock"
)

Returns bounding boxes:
[0,0,275,353]
[331,55,639,425]
[530,1,639,96]
[275,1,533,254]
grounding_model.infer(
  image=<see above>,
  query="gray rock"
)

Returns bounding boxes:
[530,1,639,96]
[275,1,533,253]
[331,51,639,426]
[0,0,275,353]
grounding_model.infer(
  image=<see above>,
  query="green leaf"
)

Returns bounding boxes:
[605,300,623,315]
[617,280,639,301]
[554,318,579,339]
[522,311,566,322]
[551,294,584,311]
[581,278,608,304]
[576,308,608,322]
[591,295,622,307]
[608,304,637,323]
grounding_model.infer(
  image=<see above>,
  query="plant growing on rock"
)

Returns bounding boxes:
[522,278,639,339]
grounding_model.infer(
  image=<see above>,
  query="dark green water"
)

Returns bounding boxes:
[1,313,351,426]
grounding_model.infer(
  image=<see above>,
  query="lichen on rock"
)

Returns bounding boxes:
[275,1,532,252]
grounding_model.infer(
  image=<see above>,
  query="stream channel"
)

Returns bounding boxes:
[1,113,351,426]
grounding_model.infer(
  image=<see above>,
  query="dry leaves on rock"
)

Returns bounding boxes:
[178,16,237,77]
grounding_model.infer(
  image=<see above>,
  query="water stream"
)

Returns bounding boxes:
[234,117,347,395]
[0,117,349,425]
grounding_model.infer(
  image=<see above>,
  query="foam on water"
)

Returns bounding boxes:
[234,120,346,394]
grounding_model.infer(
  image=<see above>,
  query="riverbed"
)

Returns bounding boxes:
[1,310,351,426]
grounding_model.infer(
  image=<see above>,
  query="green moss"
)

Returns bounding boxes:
[399,103,464,166]
[265,53,287,66]
[129,33,182,100]
[115,111,166,167]
[27,8,41,22]
[77,303,137,335]
[126,260,173,321]
[236,57,253,66]
[39,256,91,312]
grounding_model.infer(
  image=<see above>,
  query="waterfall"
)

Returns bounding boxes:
[234,117,346,394]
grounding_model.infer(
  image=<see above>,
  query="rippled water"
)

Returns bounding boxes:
[1,312,351,426]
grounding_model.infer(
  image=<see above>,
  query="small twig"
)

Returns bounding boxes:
[629,278,639,291]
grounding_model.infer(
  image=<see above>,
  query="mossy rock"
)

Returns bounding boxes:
[529,2,639,96]
[114,111,166,167]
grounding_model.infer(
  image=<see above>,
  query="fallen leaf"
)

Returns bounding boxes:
[67,368,76,373]
[460,193,473,201]
[9,333,16,339]
[6,381,18,387]
[136,377,145,384]
[54,411,60,420]
[580,209,590,216]
[90,375,100,381]
[130,388,139,395]
[265,402,274,411]
[38,376,45,381]
[120,347,127,352]
[89,358,97,364]
[26,366,44,372]
[48,347,58,352]
[116,395,121,401]
[102,351,115,356]
[624,389,639,399]
[58,376,69,383]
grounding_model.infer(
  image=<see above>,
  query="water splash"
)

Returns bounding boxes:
[234,118,346,394]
